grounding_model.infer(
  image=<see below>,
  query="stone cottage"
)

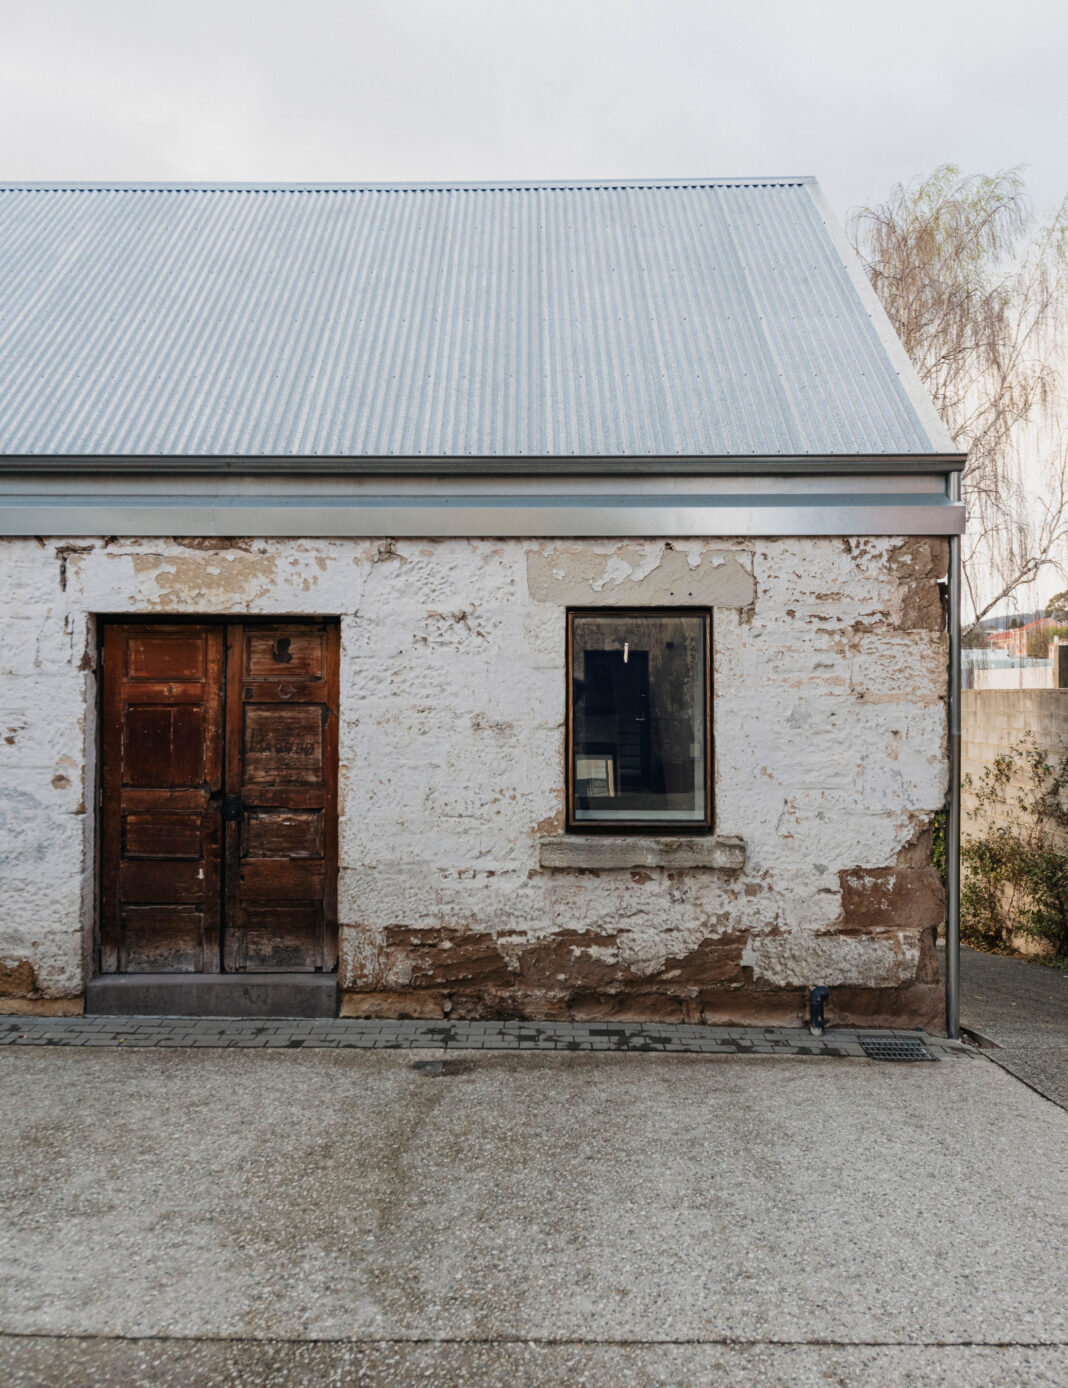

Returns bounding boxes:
[0,179,963,1028]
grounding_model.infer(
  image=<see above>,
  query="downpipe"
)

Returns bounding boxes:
[945,473,962,1040]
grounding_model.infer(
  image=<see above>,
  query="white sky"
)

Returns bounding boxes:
[1,0,1065,223]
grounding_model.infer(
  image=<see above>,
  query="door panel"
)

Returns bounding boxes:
[236,904,326,973]
[100,619,339,976]
[244,630,325,679]
[118,907,206,973]
[223,623,339,973]
[122,704,206,786]
[242,705,324,784]
[125,634,209,680]
[243,809,324,858]
[100,624,224,973]
[124,814,203,859]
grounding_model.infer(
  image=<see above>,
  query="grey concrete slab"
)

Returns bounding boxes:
[0,1049,1065,1355]
[961,947,1066,1044]
[992,1048,1068,1108]
[2,1337,1067,1388]
[960,946,1068,1109]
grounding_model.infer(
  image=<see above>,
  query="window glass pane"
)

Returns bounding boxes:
[570,612,708,824]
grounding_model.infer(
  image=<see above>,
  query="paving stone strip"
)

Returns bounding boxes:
[0,1015,970,1058]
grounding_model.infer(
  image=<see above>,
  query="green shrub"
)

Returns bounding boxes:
[962,735,1068,955]
[1026,623,1068,658]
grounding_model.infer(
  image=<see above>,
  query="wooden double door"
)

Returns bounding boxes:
[100,620,339,974]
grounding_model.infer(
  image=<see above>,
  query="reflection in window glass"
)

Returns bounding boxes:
[569,612,709,826]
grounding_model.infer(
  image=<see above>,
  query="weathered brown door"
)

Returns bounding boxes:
[100,624,225,973]
[100,620,338,975]
[223,623,339,972]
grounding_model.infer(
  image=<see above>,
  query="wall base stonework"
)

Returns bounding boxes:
[0,995,85,1016]
[0,535,949,1028]
[0,960,84,1014]
[337,986,804,1025]
[338,981,942,1030]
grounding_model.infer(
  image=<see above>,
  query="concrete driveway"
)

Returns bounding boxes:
[960,945,1068,1109]
[1,1047,1065,1386]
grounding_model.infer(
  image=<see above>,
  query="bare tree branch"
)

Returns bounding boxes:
[850,165,1068,634]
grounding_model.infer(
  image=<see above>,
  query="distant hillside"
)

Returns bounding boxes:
[980,611,1046,631]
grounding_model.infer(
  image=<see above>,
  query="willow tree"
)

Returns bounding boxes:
[850,166,1068,633]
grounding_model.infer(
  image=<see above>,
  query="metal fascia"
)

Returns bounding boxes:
[0,453,968,476]
[0,495,966,538]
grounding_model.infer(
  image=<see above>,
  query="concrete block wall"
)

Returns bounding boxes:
[963,689,1068,828]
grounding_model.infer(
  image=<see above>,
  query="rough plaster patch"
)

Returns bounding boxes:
[127,550,284,609]
[748,931,922,988]
[526,545,754,606]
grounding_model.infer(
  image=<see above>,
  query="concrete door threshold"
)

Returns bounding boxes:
[86,973,339,1018]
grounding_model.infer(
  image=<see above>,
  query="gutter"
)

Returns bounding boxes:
[0,452,968,477]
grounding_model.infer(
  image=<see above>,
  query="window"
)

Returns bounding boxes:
[567,610,711,831]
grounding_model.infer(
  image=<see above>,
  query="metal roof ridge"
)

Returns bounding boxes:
[0,176,816,194]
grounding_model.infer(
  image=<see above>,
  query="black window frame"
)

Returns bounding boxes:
[565,608,713,835]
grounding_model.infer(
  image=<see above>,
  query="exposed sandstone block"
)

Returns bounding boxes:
[658,934,749,989]
[839,866,945,933]
[896,820,935,868]
[915,927,941,984]
[888,537,950,631]
[339,989,448,1020]
[696,989,805,1027]
[517,933,622,990]
[898,582,946,633]
[888,537,950,582]
[0,959,36,996]
[564,991,688,1023]
[383,926,515,991]
[0,995,83,1016]
[829,982,944,1034]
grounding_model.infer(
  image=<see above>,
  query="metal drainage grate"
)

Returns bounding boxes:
[859,1036,937,1063]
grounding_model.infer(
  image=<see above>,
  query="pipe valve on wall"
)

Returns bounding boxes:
[808,986,830,1036]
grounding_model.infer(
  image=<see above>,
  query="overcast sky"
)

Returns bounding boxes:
[1,0,1065,224]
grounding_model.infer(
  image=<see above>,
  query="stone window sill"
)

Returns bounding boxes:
[538,834,745,871]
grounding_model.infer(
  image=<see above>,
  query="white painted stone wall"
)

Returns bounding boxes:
[970,665,1054,690]
[0,535,948,1019]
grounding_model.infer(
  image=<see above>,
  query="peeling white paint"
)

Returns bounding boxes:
[750,931,921,989]
[0,535,947,1002]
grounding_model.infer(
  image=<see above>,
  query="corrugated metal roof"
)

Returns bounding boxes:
[0,179,955,461]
